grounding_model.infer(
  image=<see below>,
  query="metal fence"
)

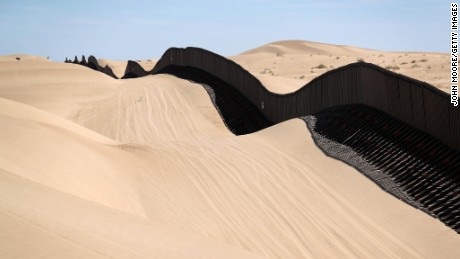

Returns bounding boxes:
[65,55,118,79]
[142,47,459,151]
[69,47,458,151]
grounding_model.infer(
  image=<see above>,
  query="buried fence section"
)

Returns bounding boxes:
[87,56,99,71]
[80,55,87,66]
[125,60,147,78]
[66,55,117,79]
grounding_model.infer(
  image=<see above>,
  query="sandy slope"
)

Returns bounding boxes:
[0,167,264,259]
[230,40,450,93]
[69,74,230,143]
[0,49,459,259]
[0,55,119,118]
[0,57,226,143]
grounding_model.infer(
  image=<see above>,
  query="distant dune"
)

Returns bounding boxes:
[0,40,459,259]
[231,40,449,93]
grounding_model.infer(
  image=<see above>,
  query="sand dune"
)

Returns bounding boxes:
[0,167,264,259]
[69,74,229,143]
[231,40,449,93]
[0,54,48,62]
[0,42,458,259]
[0,57,118,118]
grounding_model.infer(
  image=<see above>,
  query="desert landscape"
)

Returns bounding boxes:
[0,39,459,259]
[231,40,450,93]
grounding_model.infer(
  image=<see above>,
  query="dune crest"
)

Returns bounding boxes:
[232,40,449,92]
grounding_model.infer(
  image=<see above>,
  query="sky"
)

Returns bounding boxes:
[0,0,449,61]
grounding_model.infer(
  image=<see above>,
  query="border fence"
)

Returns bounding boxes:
[68,47,460,151]
[146,47,459,151]
[65,55,118,79]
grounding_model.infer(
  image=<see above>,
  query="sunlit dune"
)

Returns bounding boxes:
[0,40,458,259]
[230,40,449,93]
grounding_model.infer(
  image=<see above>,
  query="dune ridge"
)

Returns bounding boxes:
[115,47,458,152]
[233,40,449,92]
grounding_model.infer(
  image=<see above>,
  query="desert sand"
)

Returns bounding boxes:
[0,41,458,258]
[230,40,450,93]
[98,58,157,78]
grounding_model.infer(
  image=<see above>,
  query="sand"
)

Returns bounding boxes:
[230,40,450,93]
[98,58,157,78]
[0,42,458,258]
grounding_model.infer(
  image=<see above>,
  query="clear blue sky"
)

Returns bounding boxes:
[0,0,449,61]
